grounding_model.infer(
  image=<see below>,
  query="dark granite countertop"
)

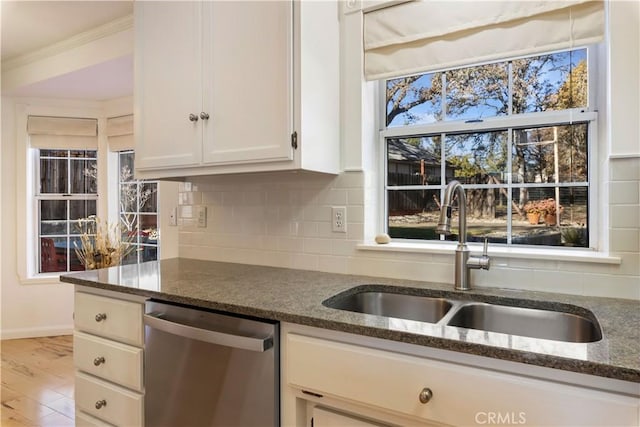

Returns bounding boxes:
[61,258,640,383]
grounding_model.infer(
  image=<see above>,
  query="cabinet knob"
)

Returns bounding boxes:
[95,313,107,322]
[200,112,210,120]
[189,113,199,122]
[95,399,107,410]
[419,387,433,404]
[93,356,106,366]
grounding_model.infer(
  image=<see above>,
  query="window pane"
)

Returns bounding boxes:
[512,123,588,184]
[386,73,442,127]
[69,236,87,271]
[70,159,97,193]
[513,186,588,247]
[40,200,67,235]
[119,152,135,182]
[512,49,588,114]
[39,158,68,193]
[387,137,441,186]
[388,189,446,240]
[70,150,97,158]
[40,237,67,273]
[120,183,137,213]
[121,214,138,236]
[120,250,139,266]
[140,183,158,213]
[69,200,97,235]
[140,245,158,262]
[139,214,158,242]
[445,62,508,120]
[40,150,67,157]
[445,131,508,184]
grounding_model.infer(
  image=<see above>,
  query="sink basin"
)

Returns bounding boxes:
[323,291,452,324]
[446,303,602,343]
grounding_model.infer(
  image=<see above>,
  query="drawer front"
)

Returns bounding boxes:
[287,334,640,426]
[74,332,143,391]
[75,371,143,427]
[75,292,143,346]
[76,410,114,427]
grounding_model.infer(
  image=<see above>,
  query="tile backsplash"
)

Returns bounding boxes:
[178,158,639,300]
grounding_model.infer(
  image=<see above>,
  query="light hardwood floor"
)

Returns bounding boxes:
[1,336,74,427]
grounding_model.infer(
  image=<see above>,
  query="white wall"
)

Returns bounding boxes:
[176,1,639,300]
[1,98,76,338]
[0,95,179,339]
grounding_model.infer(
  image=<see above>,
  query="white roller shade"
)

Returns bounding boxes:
[364,0,605,80]
[106,114,134,152]
[27,116,98,149]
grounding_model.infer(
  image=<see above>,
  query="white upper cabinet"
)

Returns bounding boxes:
[134,1,202,170]
[134,0,340,179]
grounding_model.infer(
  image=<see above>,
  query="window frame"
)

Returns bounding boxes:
[34,149,99,273]
[378,47,600,250]
[117,150,160,265]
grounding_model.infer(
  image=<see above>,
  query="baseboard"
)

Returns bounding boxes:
[1,324,74,340]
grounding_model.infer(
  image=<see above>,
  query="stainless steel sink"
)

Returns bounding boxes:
[323,287,603,343]
[323,291,453,324]
[446,303,602,343]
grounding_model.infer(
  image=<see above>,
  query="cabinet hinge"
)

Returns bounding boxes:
[291,131,298,149]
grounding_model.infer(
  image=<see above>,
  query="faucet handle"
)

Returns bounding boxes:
[483,238,489,257]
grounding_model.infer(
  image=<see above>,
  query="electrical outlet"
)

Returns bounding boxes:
[169,207,178,226]
[332,206,347,233]
[196,206,207,228]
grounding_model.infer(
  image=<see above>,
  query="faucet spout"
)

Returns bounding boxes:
[436,181,466,243]
[437,180,490,290]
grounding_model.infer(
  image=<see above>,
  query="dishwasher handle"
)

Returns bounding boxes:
[144,312,273,352]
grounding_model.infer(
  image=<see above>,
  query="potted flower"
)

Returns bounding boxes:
[524,201,542,225]
[537,198,563,226]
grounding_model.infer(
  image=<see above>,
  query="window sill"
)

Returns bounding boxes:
[357,241,622,265]
[19,274,66,285]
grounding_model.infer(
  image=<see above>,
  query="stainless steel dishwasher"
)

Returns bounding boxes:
[143,300,279,427]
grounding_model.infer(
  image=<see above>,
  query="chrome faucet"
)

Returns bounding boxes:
[436,180,490,291]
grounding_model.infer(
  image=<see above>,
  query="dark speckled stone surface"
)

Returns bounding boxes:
[61,258,640,383]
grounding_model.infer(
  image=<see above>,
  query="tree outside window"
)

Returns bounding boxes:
[118,151,159,264]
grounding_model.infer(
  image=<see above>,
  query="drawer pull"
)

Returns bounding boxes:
[419,387,433,404]
[95,399,107,410]
[95,313,107,322]
[93,356,106,366]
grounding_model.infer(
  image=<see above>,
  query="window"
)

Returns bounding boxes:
[383,49,593,248]
[118,151,159,264]
[37,149,97,272]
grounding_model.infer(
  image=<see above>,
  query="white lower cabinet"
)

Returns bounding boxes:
[283,324,640,427]
[312,407,385,427]
[75,410,114,427]
[74,288,146,426]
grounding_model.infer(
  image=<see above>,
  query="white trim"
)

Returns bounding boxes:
[1,325,74,340]
[19,275,62,285]
[357,241,621,265]
[609,154,640,160]
[2,14,133,72]
[382,110,597,138]
[15,101,105,282]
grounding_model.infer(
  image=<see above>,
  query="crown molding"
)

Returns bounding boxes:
[2,14,133,72]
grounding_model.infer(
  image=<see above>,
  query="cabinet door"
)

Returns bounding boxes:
[201,1,293,165]
[135,1,203,170]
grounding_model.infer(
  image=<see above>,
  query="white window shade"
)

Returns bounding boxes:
[27,116,98,149]
[106,114,134,152]
[364,0,605,80]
